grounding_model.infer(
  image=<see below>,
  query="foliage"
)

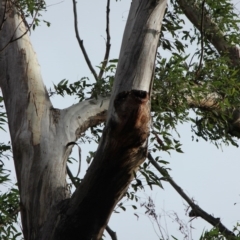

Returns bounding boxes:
[13,0,50,30]
[52,59,117,100]
[0,96,22,240]
[200,224,240,240]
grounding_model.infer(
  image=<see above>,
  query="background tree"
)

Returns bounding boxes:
[1,0,240,239]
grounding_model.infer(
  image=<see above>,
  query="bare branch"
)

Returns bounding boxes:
[98,0,111,80]
[195,0,205,79]
[62,90,240,139]
[61,96,109,138]
[72,0,99,81]
[105,225,118,240]
[0,0,7,31]
[148,152,236,239]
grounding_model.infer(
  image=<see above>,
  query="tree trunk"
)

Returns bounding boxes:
[0,0,166,239]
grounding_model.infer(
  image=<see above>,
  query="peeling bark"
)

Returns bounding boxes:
[50,90,150,240]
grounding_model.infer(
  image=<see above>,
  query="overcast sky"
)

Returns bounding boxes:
[2,0,240,239]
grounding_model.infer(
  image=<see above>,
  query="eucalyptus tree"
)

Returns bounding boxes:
[1,0,240,240]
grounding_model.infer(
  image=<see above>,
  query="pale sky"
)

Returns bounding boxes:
[2,0,240,239]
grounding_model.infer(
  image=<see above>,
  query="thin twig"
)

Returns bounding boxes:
[148,152,236,239]
[0,0,7,32]
[195,0,205,80]
[98,0,111,80]
[46,1,64,8]
[72,0,98,81]
[0,5,39,52]
[105,225,118,240]
[67,166,78,187]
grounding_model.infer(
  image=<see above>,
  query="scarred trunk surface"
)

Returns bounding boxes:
[0,1,69,238]
[0,0,167,239]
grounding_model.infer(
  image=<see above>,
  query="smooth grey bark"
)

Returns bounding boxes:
[0,0,167,239]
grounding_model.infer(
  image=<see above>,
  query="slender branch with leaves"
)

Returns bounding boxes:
[98,0,111,80]
[148,153,236,239]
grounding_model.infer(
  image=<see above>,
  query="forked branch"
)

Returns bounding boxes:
[105,226,118,240]
[195,0,205,79]
[148,153,236,239]
[98,0,111,80]
[72,0,98,81]
[0,1,39,52]
[0,0,7,31]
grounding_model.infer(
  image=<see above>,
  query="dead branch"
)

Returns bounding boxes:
[67,165,79,187]
[72,0,99,81]
[148,152,236,239]
[195,0,205,80]
[98,0,111,80]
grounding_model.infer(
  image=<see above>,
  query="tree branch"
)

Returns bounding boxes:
[72,0,99,81]
[67,165,79,187]
[0,0,7,32]
[61,90,240,139]
[0,4,39,53]
[175,0,240,135]
[147,152,236,239]
[98,0,111,80]
[105,225,118,240]
[195,0,205,79]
